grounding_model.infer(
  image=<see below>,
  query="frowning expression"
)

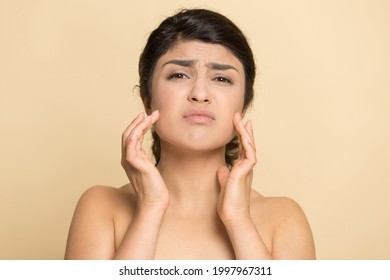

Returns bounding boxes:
[149,40,246,152]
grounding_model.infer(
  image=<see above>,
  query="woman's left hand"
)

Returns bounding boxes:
[217,112,257,224]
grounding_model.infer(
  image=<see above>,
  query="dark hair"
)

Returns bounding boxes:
[138,8,256,167]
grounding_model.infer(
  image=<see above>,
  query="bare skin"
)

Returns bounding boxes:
[64,113,315,260]
[64,41,316,260]
[65,185,315,259]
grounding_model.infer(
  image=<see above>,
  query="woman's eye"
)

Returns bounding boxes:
[213,76,232,84]
[167,73,188,80]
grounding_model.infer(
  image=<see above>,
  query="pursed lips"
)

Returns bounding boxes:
[183,109,215,124]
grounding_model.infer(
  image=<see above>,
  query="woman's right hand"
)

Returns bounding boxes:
[121,110,169,211]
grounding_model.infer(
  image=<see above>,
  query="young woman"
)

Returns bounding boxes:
[64,9,315,260]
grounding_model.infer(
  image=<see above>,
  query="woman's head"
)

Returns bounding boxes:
[138,8,256,167]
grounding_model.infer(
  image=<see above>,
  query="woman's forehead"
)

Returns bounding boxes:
[159,40,243,69]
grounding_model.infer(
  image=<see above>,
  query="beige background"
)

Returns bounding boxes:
[1,0,389,259]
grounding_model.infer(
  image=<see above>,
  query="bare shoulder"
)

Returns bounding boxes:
[76,184,135,212]
[250,190,306,220]
[250,190,316,259]
[72,184,138,226]
[65,184,134,259]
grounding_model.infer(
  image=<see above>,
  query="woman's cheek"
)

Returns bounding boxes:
[152,113,171,141]
[227,122,237,142]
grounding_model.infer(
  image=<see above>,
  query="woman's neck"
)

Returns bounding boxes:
[156,146,226,211]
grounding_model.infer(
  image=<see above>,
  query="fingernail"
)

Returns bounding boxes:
[137,112,145,118]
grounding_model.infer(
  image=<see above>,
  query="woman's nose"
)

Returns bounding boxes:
[187,77,211,104]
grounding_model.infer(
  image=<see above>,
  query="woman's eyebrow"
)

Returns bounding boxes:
[206,62,238,72]
[162,59,197,67]
[162,60,238,72]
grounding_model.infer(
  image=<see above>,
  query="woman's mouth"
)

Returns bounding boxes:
[183,109,215,124]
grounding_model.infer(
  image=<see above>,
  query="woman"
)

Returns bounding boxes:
[64,8,315,260]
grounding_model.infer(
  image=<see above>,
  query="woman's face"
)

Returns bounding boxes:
[149,40,246,153]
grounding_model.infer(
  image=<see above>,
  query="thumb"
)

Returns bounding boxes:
[217,166,230,190]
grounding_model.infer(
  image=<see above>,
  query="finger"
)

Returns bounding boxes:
[246,120,253,138]
[233,113,253,148]
[122,110,160,144]
[125,134,147,170]
[233,113,247,161]
[121,113,146,163]
[233,113,256,167]
[238,137,244,161]
[245,120,256,153]
[133,110,160,151]
[125,110,159,142]
[122,112,145,147]
[240,122,256,162]
[124,110,160,158]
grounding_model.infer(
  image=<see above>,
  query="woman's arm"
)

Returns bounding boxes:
[65,111,169,259]
[221,214,272,259]
[217,113,315,259]
[64,186,117,259]
[64,186,167,259]
[270,197,316,259]
[217,113,271,259]
[221,197,316,260]
[113,204,166,259]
